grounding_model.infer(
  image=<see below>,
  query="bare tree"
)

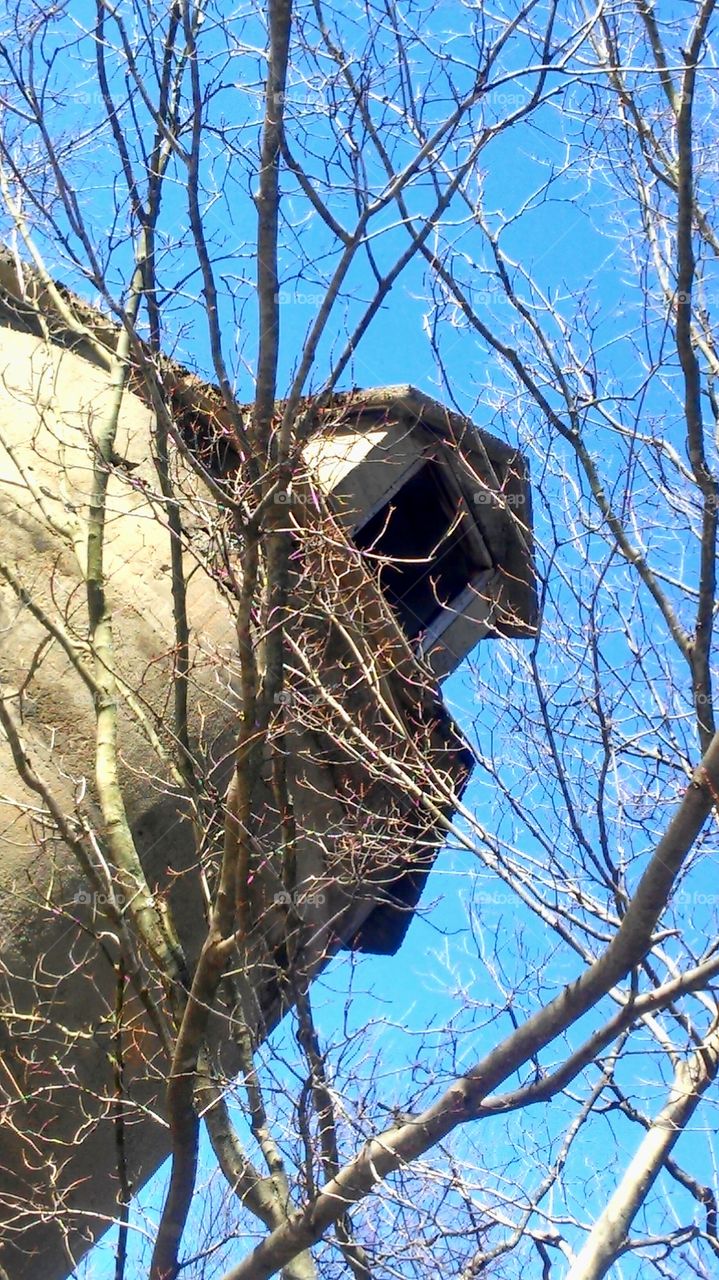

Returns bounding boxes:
[0,3,718,1280]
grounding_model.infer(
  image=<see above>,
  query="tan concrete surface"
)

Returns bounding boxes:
[0,330,481,1278]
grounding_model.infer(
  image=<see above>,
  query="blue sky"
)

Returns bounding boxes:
[5,0,718,1276]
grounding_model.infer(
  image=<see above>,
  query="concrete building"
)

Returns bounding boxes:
[0,252,535,1277]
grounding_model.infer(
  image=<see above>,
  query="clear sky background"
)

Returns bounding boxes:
[5,0,717,1276]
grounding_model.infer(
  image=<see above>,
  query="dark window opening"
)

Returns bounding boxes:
[353,461,481,639]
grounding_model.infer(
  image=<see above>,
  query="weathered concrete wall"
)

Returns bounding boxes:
[0,327,236,1277]
[0,328,474,1277]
